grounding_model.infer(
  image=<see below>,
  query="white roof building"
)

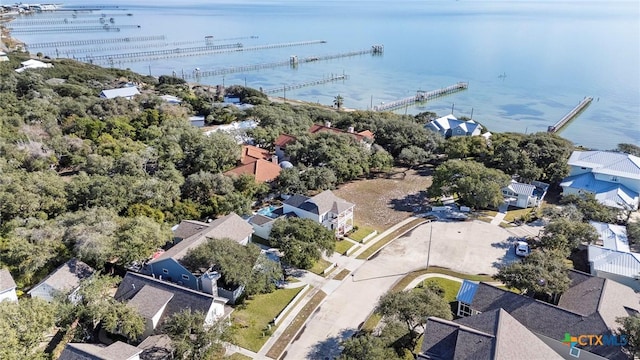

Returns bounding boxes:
[590,221,630,252]
[588,222,640,290]
[15,59,53,72]
[100,86,141,100]
[425,114,483,138]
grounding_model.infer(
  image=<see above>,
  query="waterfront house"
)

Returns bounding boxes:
[501,180,549,208]
[560,150,640,210]
[224,145,282,183]
[445,271,639,359]
[100,86,141,100]
[144,213,253,303]
[114,272,230,340]
[587,221,640,290]
[0,269,18,302]
[425,114,483,138]
[28,258,94,302]
[15,59,53,73]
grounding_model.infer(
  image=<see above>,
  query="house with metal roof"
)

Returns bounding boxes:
[502,180,549,208]
[15,59,53,72]
[99,86,141,100]
[560,151,640,210]
[425,114,483,138]
[448,271,639,359]
[28,258,94,302]
[587,221,640,290]
[59,341,142,360]
[0,269,18,302]
[143,213,253,303]
[115,272,229,340]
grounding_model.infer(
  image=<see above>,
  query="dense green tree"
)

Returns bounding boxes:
[340,334,396,360]
[617,143,640,157]
[627,222,640,245]
[369,146,394,173]
[428,159,511,209]
[59,207,120,268]
[0,297,56,360]
[114,216,171,266]
[397,145,430,169]
[616,314,640,358]
[559,193,618,223]
[494,250,570,303]
[540,217,599,255]
[163,309,227,360]
[334,94,344,110]
[270,218,335,269]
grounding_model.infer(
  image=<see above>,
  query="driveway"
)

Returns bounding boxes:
[284,220,518,359]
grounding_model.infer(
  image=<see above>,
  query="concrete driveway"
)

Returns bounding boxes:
[284,220,519,359]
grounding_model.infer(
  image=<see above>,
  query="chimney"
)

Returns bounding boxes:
[348,126,355,133]
[325,121,332,128]
[271,155,279,163]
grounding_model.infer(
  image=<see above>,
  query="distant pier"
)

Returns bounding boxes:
[26,35,166,49]
[373,82,468,112]
[181,45,382,80]
[547,97,593,133]
[78,42,243,62]
[261,74,349,94]
[10,24,141,34]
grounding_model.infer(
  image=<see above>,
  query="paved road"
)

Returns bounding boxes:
[284,220,518,359]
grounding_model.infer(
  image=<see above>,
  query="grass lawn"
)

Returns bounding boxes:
[349,225,376,242]
[225,353,252,360]
[309,258,333,276]
[333,269,351,281]
[230,287,303,352]
[503,208,533,223]
[335,239,356,255]
[477,210,498,217]
[420,277,462,303]
[356,218,429,260]
[266,290,327,359]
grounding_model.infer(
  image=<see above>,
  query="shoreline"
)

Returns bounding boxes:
[0,16,24,52]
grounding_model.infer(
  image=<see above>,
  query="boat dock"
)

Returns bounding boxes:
[78,42,243,62]
[85,40,328,66]
[547,96,593,133]
[10,24,141,33]
[373,82,468,112]
[180,45,382,80]
[261,74,349,95]
[26,35,166,49]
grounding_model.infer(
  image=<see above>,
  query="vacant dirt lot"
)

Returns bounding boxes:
[334,167,433,232]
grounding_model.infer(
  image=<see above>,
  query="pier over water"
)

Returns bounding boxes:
[373,82,468,112]
[547,96,593,133]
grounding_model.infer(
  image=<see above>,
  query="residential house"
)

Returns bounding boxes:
[28,258,94,302]
[59,341,142,360]
[115,272,230,340]
[560,150,640,210]
[588,221,640,290]
[0,51,9,62]
[137,334,173,360]
[15,59,53,72]
[419,309,563,360]
[143,213,253,303]
[224,145,282,183]
[100,86,141,100]
[447,271,639,359]
[274,122,374,161]
[425,114,483,138]
[0,269,18,302]
[502,180,549,208]
[159,94,182,104]
[248,190,354,237]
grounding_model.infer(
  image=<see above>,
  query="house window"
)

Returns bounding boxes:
[181,274,189,281]
[458,302,474,317]
[162,269,169,274]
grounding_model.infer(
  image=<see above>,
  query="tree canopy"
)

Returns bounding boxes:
[0,297,56,360]
[270,218,335,269]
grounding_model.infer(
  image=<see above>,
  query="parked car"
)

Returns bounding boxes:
[515,241,531,257]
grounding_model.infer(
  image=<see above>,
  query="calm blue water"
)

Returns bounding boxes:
[11,0,640,150]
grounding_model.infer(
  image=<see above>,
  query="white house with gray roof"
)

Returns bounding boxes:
[502,180,549,208]
[144,213,253,303]
[115,272,229,340]
[425,114,483,138]
[282,190,354,236]
[561,150,640,210]
[0,269,18,302]
[28,258,94,302]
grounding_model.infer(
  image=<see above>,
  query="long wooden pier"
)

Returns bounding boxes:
[547,96,593,133]
[11,24,141,33]
[78,42,243,62]
[181,46,382,80]
[86,40,328,66]
[261,74,349,94]
[373,82,468,112]
[26,35,165,49]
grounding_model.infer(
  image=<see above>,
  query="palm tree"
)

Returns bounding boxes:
[333,94,344,110]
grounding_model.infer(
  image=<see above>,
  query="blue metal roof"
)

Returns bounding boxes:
[456,279,479,304]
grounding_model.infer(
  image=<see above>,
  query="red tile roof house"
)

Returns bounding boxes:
[274,122,374,162]
[224,145,282,183]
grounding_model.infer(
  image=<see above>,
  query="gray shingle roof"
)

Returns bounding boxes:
[0,268,16,292]
[138,334,173,360]
[172,220,209,240]
[310,190,354,215]
[506,181,536,196]
[127,285,174,320]
[152,213,253,263]
[59,341,142,360]
[249,214,275,226]
[29,258,94,294]
[283,194,310,208]
[115,272,228,327]
[556,270,605,316]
